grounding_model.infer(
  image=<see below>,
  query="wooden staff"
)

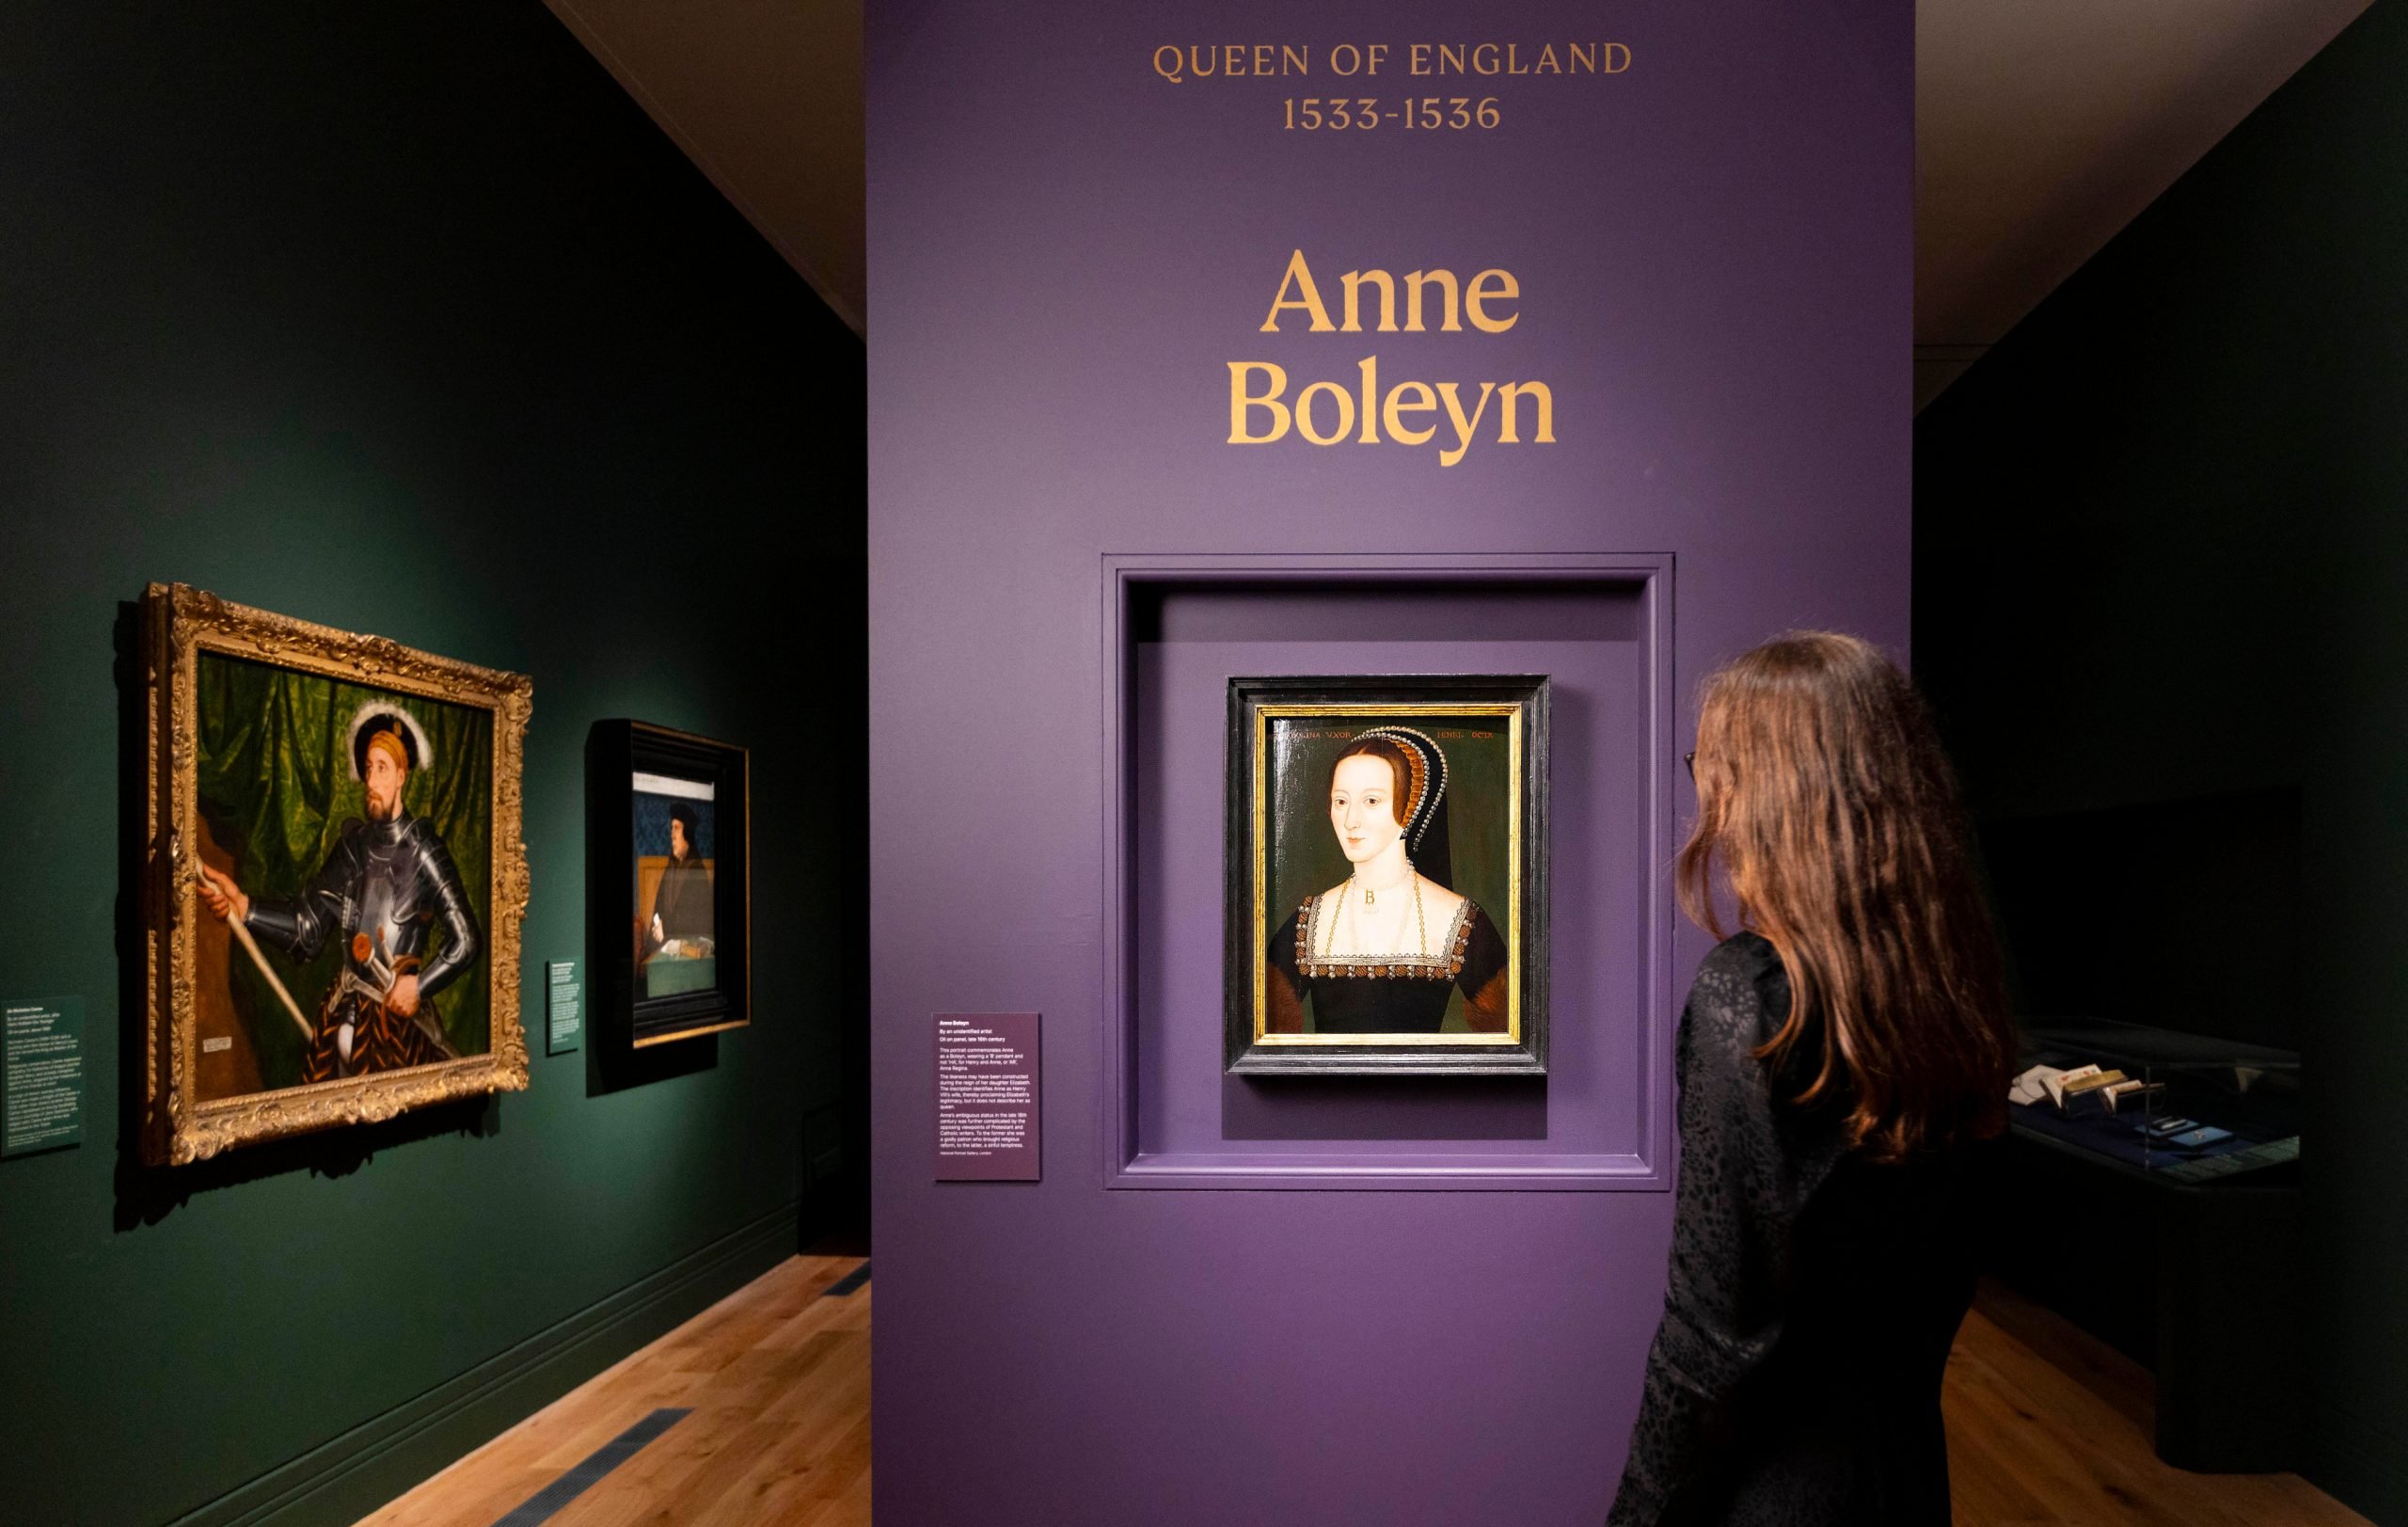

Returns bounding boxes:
[201,870,315,1042]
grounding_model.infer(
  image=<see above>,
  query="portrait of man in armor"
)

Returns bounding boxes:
[182,652,498,1097]
[198,705,480,1080]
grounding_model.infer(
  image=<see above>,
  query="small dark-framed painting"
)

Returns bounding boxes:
[586,721,750,1048]
[1225,675,1550,1076]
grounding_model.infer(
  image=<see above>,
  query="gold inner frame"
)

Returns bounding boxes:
[1251,701,1523,1046]
[142,582,533,1165]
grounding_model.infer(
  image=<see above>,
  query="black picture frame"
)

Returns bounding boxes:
[1225,674,1550,1076]
[586,720,751,1049]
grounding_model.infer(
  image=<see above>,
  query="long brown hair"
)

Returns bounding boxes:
[1676,632,2013,1160]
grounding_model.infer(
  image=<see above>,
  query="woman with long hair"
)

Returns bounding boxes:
[1607,632,2018,1526]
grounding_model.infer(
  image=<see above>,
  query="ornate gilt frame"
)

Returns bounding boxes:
[141,582,533,1165]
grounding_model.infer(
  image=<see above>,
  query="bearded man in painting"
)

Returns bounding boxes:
[198,707,480,1079]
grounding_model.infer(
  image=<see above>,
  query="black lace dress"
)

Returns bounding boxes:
[1607,932,1989,1526]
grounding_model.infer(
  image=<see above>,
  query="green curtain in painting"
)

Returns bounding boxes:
[196,652,494,1086]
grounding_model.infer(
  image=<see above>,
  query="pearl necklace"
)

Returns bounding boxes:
[1318,871,1430,961]
[1357,860,1414,907]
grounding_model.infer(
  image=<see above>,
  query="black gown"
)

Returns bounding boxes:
[1607,931,1991,1526]
[1265,892,1510,1033]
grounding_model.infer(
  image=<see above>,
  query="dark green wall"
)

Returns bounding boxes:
[1916,5,2406,1517]
[0,4,863,1523]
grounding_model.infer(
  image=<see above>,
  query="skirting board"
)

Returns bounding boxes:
[168,1202,801,1527]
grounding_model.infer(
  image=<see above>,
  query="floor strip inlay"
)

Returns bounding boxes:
[823,1261,871,1296]
[490,1407,691,1526]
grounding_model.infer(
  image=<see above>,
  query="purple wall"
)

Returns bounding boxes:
[868,2,1909,1520]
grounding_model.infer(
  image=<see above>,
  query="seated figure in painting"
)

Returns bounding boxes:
[643,802,715,962]
[196,705,477,1079]
[1266,727,1509,1034]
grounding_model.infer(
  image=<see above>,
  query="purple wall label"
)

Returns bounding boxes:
[934,1012,1040,1181]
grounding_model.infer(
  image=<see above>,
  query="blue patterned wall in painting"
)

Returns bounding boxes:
[634,789,717,860]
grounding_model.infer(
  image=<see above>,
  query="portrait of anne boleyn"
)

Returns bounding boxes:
[1266,726,1510,1035]
[1228,677,1547,1077]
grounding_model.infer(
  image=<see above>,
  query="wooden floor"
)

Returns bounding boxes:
[362,1255,868,1527]
[1945,1280,2367,1527]
[365,1259,2364,1527]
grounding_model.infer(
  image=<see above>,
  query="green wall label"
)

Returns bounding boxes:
[547,961,582,1055]
[3,996,84,1157]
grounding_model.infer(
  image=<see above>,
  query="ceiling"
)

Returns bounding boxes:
[546,0,864,336]
[1915,0,2369,407]
[546,0,2374,399]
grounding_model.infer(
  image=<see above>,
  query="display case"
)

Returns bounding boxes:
[1997,1017,2304,1471]
[2132,1057,2301,1180]
[2008,1019,2299,1182]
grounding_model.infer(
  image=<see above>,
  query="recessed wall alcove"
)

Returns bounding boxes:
[1103,553,1677,1189]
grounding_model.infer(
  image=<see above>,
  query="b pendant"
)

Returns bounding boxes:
[1365,888,1375,906]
